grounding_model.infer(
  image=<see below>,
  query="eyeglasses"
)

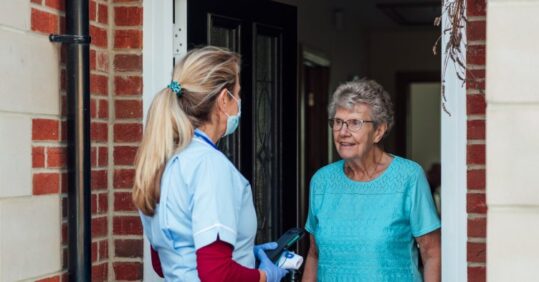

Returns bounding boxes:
[328,118,374,132]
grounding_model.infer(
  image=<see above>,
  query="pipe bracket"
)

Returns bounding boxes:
[49,34,91,44]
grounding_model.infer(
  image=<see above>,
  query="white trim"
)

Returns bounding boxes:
[142,0,181,280]
[193,223,238,236]
[440,5,468,282]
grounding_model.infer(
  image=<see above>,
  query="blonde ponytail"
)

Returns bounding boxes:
[133,46,240,216]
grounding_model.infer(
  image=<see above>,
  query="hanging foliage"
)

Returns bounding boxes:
[433,0,466,116]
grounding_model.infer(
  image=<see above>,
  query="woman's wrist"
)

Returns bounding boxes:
[259,270,266,282]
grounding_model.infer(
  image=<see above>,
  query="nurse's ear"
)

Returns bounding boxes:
[216,88,231,114]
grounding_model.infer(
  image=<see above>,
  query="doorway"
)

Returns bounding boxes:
[187,0,298,242]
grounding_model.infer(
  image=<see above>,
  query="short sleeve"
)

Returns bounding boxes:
[410,168,441,237]
[191,154,240,250]
[304,176,319,234]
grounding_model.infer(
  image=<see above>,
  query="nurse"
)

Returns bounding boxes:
[133,46,287,282]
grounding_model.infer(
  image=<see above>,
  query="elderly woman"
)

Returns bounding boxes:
[302,79,441,282]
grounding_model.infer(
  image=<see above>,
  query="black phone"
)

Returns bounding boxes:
[265,227,306,262]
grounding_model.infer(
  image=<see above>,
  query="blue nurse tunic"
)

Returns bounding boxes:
[140,129,258,281]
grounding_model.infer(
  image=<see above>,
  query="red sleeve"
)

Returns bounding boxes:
[150,245,164,278]
[196,240,260,282]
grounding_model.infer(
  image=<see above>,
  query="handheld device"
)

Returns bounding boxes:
[265,227,306,262]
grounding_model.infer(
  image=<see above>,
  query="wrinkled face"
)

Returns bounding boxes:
[332,104,385,161]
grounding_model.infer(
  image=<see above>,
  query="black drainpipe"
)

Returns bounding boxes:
[50,0,91,280]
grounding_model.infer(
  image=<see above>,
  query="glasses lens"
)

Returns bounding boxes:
[348,119,362,131]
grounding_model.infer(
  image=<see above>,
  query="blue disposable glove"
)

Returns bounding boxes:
[255,242,288,282]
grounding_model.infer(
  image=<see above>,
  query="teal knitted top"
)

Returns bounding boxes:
[305,156,440,282]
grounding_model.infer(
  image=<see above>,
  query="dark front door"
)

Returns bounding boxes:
[187,0,298,242]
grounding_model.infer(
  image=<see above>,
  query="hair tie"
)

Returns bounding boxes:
[168,81,182,97]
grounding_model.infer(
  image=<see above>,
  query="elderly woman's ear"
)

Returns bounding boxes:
[373,122,388,144]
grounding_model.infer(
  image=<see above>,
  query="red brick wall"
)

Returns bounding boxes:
[30,0,143,281]
[111,0,144,280]
[466,0,487,281]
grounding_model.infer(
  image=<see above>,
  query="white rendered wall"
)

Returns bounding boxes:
[0,0,62,280]
[487,0,539,280]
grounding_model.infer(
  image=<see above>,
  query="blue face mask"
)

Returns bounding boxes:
[223,90,241,137]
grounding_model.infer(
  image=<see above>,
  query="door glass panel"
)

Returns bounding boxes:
[208,15,241,166]
[254,31,281,242]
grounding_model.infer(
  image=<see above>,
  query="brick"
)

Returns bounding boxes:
[99,239,109,260]
[47,147,66,168]
[467,45,486,66]
[113,216,142,235]
[114,30,143,49]
[98,193,108,213]
[61,222,68,244]
[61,172,68,193]
[90,98,97,118]
[115,6,143,26]
[467,0,486,17]
[467,20,486,42]
[36,276,61,282]
[467,193,487,214]
[45,0,65,12]
[90,25,107,48]
[468,217,486,238]
[98,146,108,167]
[33,119,59,141]
[90,74,108,95]
[91,170,108,190]
[61,69,67,91]
[98,4,108,24]
[113,146,138,166]
[467,144,485,165]
[96,50,109,72]
[466,94,486,115]
[98,99,109,119]
[114,169,135,189]
[31,0,42,4]
[59,15,66,34]
[33,146,45,168]
[33,173,60,195]
[31,8,59,34]
[114,54,142,72]
[114,191,135,211]
[89,0,97,22]
[62,197,68,218]
[91,193,98,214]
[92,262,108,282]
[467,242,486,263]
[114,123,142,142]
[91,146,97,168]
[468,266,486,282]
[115,239,143,258]
[92,216,108,238]
[468,169,486,190]
[60,120,67,142]
[91,122,108,143]
[90,49,96,70]
[113,262,142,281]
[115,99,142,119]
[61,95,66,116]
[467,120,485,140]
[91,241,98,262]
[115,76,142,96]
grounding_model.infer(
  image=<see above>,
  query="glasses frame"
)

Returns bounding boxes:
[328,118,375,132]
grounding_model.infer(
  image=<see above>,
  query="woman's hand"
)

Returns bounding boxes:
[255,242,288,282]
[416,229,441,282]
[301,234,318,282]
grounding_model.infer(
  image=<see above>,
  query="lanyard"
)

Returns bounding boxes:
[194,130,218,150]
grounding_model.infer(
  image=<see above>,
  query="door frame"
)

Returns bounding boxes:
[142,1,468,281]
[142,0,184,280]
